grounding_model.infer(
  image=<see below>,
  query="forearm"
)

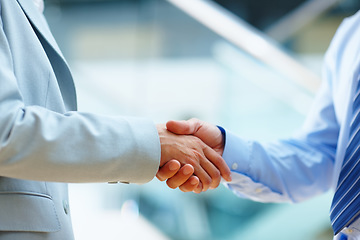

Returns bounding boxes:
[0,104,160,183]
[222,131,335,203]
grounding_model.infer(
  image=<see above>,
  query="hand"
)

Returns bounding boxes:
[166,118,225,156]
[156,160,201,192]
[156,124,230,192]
[164,118,230,193]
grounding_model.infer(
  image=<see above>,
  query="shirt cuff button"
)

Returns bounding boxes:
[231,163,238,170]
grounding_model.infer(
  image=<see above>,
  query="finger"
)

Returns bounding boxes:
[203,147,232,182]
[192,146,222,190]
[166,164,194,189]
[193,181,203,194]
[179,176,200,192]
[166,118,201,135]
[191,152,213,192]
[199,162,221,190]
[156,160,181,181]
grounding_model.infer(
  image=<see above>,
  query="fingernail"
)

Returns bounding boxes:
[183,168,192,175]
[190,178,198,185]
[169,162,178,171]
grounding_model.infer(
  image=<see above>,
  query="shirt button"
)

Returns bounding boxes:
[231,163,238,170]
[255,188,262,193]
[63,200,70,215]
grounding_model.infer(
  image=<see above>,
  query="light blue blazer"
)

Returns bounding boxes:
[0,1,160,239]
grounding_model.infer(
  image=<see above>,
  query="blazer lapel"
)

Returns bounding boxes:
[16,0,77,111]
[16,0,64,59]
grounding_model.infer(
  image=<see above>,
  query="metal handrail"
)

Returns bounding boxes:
[266,0,342,42]
[166,0,322,94]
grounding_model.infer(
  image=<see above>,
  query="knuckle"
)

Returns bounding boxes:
[202,176,212,187]
[212,169,221,179]
[212,155,222,165]
[190,136,202,146]
[192,150,204,161]
[185,158,196,167]
[186,155,199,166]
[213,180,220,187]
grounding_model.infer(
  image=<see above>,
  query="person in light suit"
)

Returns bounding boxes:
[0,1,232,239]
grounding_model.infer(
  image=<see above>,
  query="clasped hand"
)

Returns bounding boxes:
[156,119,231,193]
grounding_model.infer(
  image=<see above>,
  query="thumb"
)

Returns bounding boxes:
[166,119,200,135]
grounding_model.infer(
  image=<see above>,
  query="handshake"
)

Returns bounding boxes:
[155,118,232,193]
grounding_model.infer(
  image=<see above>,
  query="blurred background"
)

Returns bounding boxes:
[43,0,360,239]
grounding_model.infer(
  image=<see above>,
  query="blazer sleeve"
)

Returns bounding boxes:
[0,14,160,184]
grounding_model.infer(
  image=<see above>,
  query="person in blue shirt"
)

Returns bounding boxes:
[162,9,360,240]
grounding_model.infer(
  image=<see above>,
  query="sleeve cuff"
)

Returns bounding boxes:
[220,129,251,175]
